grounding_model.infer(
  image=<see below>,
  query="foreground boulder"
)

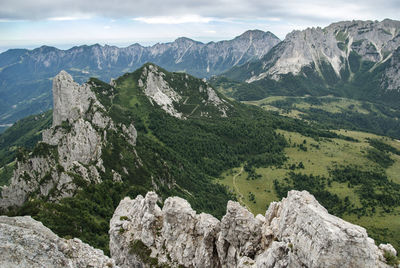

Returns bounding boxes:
[110,190,396,268]
[0,216,118,268]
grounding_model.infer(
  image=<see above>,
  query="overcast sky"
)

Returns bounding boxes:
[0,0,399,52]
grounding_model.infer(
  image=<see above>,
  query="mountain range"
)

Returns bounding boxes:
[0,30,279,128]
[2,19,400,130]
[220,19,400,105]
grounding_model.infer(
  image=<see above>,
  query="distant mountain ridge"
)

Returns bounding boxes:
[0,30,280,128]
[221,19,400,105]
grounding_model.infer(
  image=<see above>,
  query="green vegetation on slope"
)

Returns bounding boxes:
[243,95,400,139]
[0,110,52,185]
[0,110,52,166]
[4,65,307,254]
[3,64,400,255]
[217,47,400,108]
[219,129,400,251]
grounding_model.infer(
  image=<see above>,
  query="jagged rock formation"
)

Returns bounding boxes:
[138,64,230,118]
[0,215,118,268]
[110,190,396,268]
[223,19,400,104]
[0,70,136,209]
[244,19,400,83]
[0,30,279,127]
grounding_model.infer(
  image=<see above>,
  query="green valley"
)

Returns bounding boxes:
[238,95,400,139]
[219,129,400,250]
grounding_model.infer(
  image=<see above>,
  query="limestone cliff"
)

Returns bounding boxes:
[138,64,231,119]
[0,70,137,210]
[0,215,118,268]
[245,19,400,86]
[110,190,397,268]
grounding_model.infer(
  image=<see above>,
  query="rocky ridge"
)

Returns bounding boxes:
[3,30,279,79]
[109,190,397,268]
[0,70,137,209]
[0,215,118,268]
[0,190,397,267]
[138,64,230,119]
[244,19,400,87]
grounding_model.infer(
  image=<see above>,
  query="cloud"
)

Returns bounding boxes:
[133,15,214,24]
[47,16,91,21]
[0,0,398,23]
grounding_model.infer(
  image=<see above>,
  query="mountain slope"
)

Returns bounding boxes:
[0,30,280,127]
[3,63,399,255]
[0,64,292,253]
[221,19,400,106]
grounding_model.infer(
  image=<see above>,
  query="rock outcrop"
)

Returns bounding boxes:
[138,64,231,119]
[139,65,184,118]
[110,190,396,268]
[382,47,400,91]
[0,215,118,268]
[0,70,136,210]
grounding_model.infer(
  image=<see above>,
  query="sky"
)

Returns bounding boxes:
[0,0,399,52]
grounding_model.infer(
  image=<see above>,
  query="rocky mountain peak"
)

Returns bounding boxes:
[138,64,185,118]
[237,29,278,41]
[173,37,200,45]
[0,71,136,210]
[241,19,400,89]
[34,45,59,53]
[52,70,99,126]
[110,190,396,267]
[137,63,231,119]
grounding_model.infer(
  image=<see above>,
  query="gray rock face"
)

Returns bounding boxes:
[262,191,387,267]
[110,190,395,268]
[382,47,400,91]
[0,70,136,210]
[140,64,184,118]
[0,155,59,208]
[245,19,400,90]
[138,64,231,119]
[42,70,114,172]
[0,215,118,268]
[52,70,97,126]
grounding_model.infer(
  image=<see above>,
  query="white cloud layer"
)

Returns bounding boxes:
[133,15,214,24]
[0,0,398,22]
